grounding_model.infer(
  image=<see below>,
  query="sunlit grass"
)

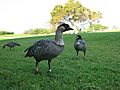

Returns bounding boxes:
[0,34,55,40]
[0,32,120,90]
[0,34,39,40]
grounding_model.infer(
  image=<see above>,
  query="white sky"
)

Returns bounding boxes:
[0,0,120,33]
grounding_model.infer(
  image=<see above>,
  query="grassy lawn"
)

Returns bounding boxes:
[0,32,120,90]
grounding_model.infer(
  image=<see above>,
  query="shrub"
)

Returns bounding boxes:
[24,28,54,34]
[87,24,108,32]
[0,31,14,35]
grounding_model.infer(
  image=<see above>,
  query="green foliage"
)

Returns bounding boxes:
[24,28,53,34]
[50,5,64,25]
[0,32,120,90]
[88,11,102,22]
[50,0,102,29]
[87,24,108,32]
[0,31,14,35]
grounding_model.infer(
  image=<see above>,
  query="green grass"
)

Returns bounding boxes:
[0,32,120,90]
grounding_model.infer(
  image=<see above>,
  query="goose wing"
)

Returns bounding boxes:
[24,40,64,60]
[75,39,86,45]
[24,40,50,57]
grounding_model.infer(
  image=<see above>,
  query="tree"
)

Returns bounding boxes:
[50,0,102,32]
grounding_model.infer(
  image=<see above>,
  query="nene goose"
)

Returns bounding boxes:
[24,23,73,74]
[3,42,21,50]
[74,35,87,57]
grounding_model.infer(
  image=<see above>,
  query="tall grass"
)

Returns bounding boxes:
[0,32,120,90]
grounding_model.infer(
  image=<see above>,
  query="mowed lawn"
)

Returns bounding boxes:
[0,32,120,90]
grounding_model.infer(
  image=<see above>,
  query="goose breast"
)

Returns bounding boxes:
[74,39,86,51]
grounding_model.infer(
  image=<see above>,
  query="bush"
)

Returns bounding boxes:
[0,31,14,35]
[87,24,108,32]
[24,28,54,34]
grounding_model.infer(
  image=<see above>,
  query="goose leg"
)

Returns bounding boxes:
[35,62,39,74]
[48,60,51,72]
[76,51,79,56]
[84,51,86,57]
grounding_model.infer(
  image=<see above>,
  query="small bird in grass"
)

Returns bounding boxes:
[24,23,73,74]
[3,42,21,50]
[74,35,87,57]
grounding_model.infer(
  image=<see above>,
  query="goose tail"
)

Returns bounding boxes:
[24,46,34,57]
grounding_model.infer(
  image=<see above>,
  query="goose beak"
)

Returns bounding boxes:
[69,28,74,30]
[63,27,74,32]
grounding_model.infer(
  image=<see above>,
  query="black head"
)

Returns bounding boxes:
[3,45,5,49]
[15,43,21,46]
[17,43,21,46]
[76,35,82,39]
[57,23,73,32]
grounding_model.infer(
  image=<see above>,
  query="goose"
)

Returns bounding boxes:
[3,42,21,50]
[74,35,87,57]
[24,23,73,74]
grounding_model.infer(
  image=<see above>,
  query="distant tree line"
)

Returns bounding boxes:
[24,28,54,34]
[23,24,108,34]
[0,31,14,35]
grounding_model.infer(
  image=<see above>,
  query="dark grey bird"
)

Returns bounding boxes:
[3,42,21,50]
[74,35,87,57]
[24,23,73,74]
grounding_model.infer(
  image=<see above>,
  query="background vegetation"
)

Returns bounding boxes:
[87,24,108,32]
[24,28,54,35]
[0,31,14,35]
[0,32,120,90]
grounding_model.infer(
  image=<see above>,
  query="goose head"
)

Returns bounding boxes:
[15,43,21,46]
[76,35,82,39]
[57,23,73,32]
[17,43,21,46]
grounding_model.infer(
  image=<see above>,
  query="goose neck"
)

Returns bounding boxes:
[55,30,64,46]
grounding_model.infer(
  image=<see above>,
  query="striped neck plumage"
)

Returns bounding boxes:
[55,30,64,46]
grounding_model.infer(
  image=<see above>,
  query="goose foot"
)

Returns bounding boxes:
[35,71,39,74]
[48,69,52,73]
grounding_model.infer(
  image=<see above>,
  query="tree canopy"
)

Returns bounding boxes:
[50,0,102,32]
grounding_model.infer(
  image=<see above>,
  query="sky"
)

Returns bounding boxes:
[0,0,120,34]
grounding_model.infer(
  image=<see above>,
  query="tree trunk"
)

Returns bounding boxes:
[90,22,94,32]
